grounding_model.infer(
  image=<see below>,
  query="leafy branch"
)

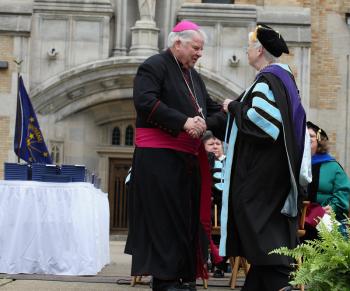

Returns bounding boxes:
[270,214,350,291]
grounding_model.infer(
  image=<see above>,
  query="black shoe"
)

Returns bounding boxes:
[165,283,191,291]
[153,278,182,291]
[213,269,224,278]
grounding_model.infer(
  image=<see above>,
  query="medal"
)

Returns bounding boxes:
[172,54,205,119]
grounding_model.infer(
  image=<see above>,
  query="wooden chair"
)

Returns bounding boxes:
[298,200,310,238]
[203,277,208,289]
[202,204,222,289]
[212,204,250,289]
[130,276,143,286]
[200,204,221,289]
[229,256,250,289]
[229,201,310,290]
[212,204,221,236]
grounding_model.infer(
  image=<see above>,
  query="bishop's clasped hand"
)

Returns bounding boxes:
[184,116,206,139]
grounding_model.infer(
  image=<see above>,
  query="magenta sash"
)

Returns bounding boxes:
[136,128,201,155]
[136,127,223,278]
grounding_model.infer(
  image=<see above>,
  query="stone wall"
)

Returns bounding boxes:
[233,0,350,167]
[0,36,14,94]
[0,0,349,174]
[258,0,303,6]
[182,0,350,167]
[30,0,113,88]
[309,0,342,110]
[0,117,11,179]
[306,0,349,162]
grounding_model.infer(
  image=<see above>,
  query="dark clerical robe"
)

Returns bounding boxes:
[124,49,222,281]
[220,63,306,267]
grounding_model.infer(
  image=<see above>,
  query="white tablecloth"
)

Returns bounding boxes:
[0,180,110,275]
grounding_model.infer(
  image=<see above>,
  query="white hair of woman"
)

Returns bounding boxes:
[248,31,278,64]
[167,29,207,48]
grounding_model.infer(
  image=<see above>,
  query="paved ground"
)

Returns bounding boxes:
[0,238,244,291]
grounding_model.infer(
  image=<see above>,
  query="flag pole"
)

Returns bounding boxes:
[14,58,23,163]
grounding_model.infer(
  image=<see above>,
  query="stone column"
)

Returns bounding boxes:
[129,0,159,56]
[157,0,182,51]
[112,0,128,56]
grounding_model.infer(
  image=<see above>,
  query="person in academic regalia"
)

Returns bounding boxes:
[202,130,227,278]
[220,25,310,290]
[305,121,350,239]
[124,20,223,291]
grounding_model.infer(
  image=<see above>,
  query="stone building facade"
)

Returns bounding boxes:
[0,0,349,230]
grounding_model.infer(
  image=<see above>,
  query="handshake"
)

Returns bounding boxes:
[184,116,207,139]
[183,98,234,139]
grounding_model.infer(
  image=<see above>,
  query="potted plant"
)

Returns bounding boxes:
[270,214,350,291]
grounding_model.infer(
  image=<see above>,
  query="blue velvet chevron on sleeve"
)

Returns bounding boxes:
[246,81,282,140]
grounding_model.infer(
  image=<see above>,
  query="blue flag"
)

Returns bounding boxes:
[14,76,52,164]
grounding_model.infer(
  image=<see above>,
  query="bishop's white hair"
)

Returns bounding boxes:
[167,29,207,48]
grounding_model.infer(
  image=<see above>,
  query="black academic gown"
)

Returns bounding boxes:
[124,49,222,281]
[225,73,300,267]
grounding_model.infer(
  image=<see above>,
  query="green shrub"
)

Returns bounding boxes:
[270,214,350,291]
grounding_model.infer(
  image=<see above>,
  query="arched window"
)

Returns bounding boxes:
[51,145,60,164]
[112,127,121,145]
[125,125,134,146]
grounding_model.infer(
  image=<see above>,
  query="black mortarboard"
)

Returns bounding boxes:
[307,121,328,141]
[256,24,289,57]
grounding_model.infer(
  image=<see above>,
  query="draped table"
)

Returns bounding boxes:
[0,180,110,275]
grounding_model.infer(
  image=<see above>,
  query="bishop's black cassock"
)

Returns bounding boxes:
[125,49,223,281]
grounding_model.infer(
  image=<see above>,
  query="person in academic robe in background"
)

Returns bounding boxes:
[305,121,350,239]
[202,130,225,163]
[220,24,310,290]
[124,20,223,291]
[202,130,227,278]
